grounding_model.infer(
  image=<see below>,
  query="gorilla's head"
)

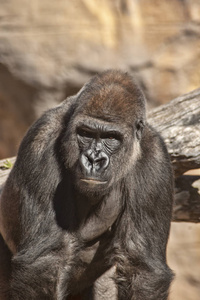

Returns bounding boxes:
[62,70,146,195]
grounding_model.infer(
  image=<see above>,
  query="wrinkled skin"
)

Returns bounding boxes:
[0,70,174,299]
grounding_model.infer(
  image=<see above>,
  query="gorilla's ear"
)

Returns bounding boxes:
[136,120,145,140]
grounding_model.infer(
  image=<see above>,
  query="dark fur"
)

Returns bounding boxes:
[0,70,174,299]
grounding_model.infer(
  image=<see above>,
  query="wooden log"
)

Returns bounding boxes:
[1,88,200,222]
[174,175,200,223]
[148,87,200,222]
[148,88,200,177]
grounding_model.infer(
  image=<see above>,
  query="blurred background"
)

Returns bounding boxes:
[0,0,199,299]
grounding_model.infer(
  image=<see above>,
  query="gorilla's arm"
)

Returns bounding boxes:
[0,96,75,253]
[114,127,174,300]
[0,96,79,299]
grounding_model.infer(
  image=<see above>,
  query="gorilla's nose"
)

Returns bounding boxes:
[80,150,109,173]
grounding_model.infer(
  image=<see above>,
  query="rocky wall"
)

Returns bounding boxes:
[0,0,200,157]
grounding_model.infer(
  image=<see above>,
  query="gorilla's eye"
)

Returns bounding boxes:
[102,132,122,152]
[107,135,120,141]
[102,132,122,142]
[79,129,88,136]
[105,134,116,140]
[77,128,95,139]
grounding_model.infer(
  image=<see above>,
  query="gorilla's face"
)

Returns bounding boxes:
[75,117,123,190]
[63,114,143,196]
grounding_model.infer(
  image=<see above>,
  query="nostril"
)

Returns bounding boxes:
[80,153,93,173]
[94,157,104,168]
[94,156,109,171]
[84,150,95,165]
[86,155,94,165]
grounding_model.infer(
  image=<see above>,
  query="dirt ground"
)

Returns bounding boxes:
[168,222,200,300]
[168,169,200,300]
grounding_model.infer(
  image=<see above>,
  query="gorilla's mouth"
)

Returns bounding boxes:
[80,178,107,185]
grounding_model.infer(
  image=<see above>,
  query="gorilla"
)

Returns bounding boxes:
[0,70,174,299]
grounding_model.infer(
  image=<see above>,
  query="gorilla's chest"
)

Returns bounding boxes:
[67,237,112,294]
